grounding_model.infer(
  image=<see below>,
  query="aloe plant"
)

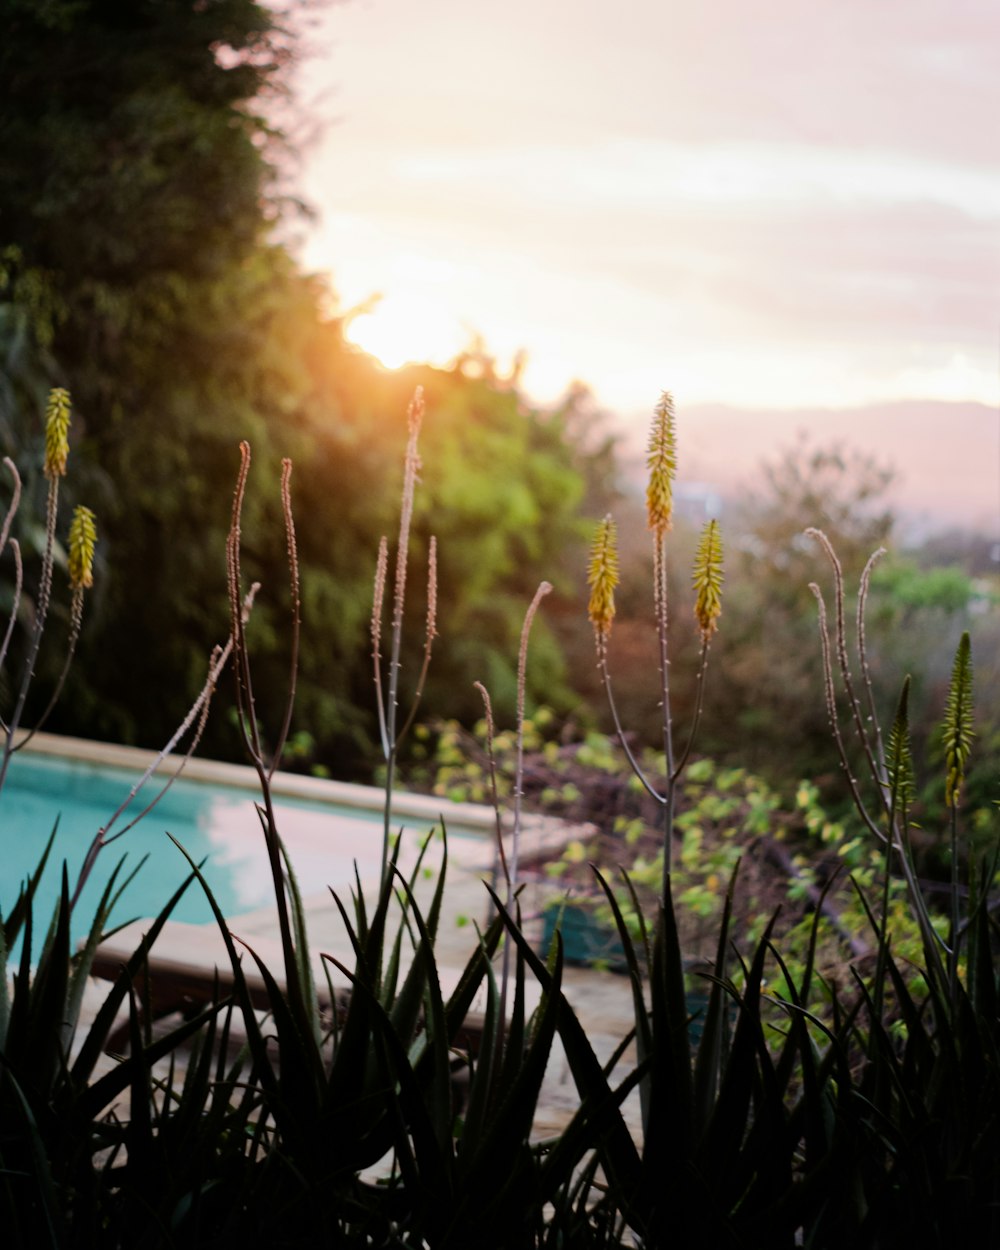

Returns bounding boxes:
[806,536,1000,1243]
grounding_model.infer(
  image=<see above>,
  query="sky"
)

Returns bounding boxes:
[290,0,1000,533]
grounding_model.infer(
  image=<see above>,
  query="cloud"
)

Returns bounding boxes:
[307,1,999,167]
[297,0,1000,413]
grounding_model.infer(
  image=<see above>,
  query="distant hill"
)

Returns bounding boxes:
[616,400,999,536]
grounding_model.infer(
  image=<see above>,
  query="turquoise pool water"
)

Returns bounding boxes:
[1,752,450,947]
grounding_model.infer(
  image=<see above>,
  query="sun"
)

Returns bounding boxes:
[344,291,466,370]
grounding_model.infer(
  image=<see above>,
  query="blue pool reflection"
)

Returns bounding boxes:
[1,752,446,947]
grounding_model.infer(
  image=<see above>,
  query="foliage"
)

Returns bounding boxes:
[3,390,1000,1246]
[0,0,613,779]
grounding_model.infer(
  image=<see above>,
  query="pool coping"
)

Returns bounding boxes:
[18,731,499,827]
[17,733,588,863]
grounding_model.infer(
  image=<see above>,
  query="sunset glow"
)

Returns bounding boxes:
[294,0,1000,529]
[344,291,465,371]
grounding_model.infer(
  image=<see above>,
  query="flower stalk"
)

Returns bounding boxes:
[373,387,438,886]
[588,392,722,904]
[0,390,100,796]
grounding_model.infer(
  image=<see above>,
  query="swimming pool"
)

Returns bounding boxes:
[1,734,496,948]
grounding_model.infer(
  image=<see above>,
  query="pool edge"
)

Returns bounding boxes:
[19,731,498,830]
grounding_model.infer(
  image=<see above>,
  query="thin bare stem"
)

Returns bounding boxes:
[0,456,22,557]
[267,458,300,780]
[102,646,218,848]
[671,636,710,783]
[653,530,676,896]
[0,538,23,706]
[381,387,424,886]
[227,442,264,769]
[511,581,552,903]
[499,581,551,1044]
[807,529,885,803]
[70,628,244,908]
[13,586,85,752]
[948,802,961,991]
[0,479,60,793]
[394,535,438,748]
[371,535,389,756]
[226,445,302,1001]
[809,583,884,844]
[857,546,889,790]
[475,680,507,920]
[387,389,423,742]
[598,650,664,805]
[7,480,58,732]
[810,580,947,975]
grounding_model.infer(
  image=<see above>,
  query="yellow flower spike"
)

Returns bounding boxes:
[646,391,677,535]
[44,387,72,479]
[942,631,973,808]
[692,518,724,642]
[587,514,619,647]
[68,505,97,589]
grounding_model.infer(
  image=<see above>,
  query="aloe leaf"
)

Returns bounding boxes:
[457,952,501,1159]
[5,885,35,1069]
[320,952,406,1171]
[443,908,504,1046]
[693,863,738,1126]
[353,970,452,1227]
[235,935,331,1152]
[363,827,406,985]
[64,853,132,1047]
[387,916,426,1042]
[967,853,999,1020]
[158,836,278,1097]
[444,944,562,1244]
[771,871,836,1096]
[482,886,643,1221]
[539,1052,648,1206]
[621,868,654,979]
[403,820,447,951]
[277,832,321,1046]
[496,936,529,1089]
[0,1060,66,1248]
[0,912,8,1050]
[765,942,838,1175]
[388,868,454,1148]
[698,916,777,1182]
[2,822,57,953]
[323,902,385,1105]
[79,997,226,1123]
[174,975,222,1134]
[592,866,653,1128]
[19,866,72,1094]
[644,875,695,1170]
[71,864,202,1084]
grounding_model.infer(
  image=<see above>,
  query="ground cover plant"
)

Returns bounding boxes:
[0,385,998,1247]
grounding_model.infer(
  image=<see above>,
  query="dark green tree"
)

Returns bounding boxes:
[0,0,616,775]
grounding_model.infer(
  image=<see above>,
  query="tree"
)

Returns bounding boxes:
[0,1,622,777]
[704,440,895,779]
